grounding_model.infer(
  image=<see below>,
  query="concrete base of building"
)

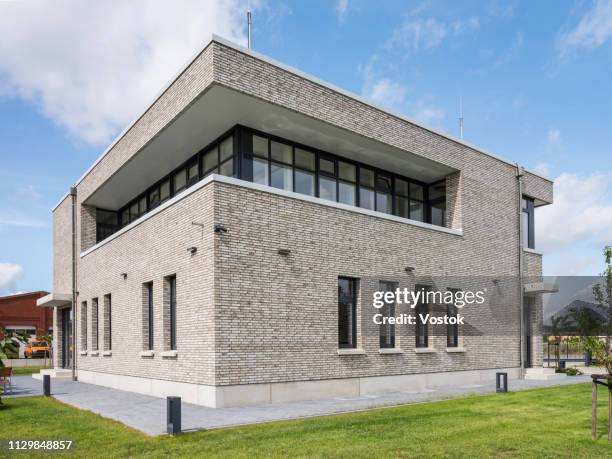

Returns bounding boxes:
[77,367,520,408]
[32,368,73,380]
[524,367,567,381]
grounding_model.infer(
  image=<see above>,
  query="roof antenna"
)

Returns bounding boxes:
[247,10,252,49]
[459,96,464,140]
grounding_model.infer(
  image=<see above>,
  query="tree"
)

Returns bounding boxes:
[587,246,612,374]
[568,305,602,365]
[0,328,30,405]
[38,332,53,369]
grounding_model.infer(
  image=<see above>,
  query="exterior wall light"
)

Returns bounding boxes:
[187,247,197,255]
[120,273,127,280]
[214,223,228,234]
[278,248,291,256]
[404,266,415,273]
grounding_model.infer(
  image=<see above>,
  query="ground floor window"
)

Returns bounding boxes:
[415,285,429,348]
[447,289,459,348]
[338,277,358,349]
[379,281,397,348]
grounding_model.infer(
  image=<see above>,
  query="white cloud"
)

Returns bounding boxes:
[0,215,48,228]
[411,100,445,126]
[547,128,561,147]
[533,162,550,178]
[387,15,479,53]
[366,79,408,107]
[0,0,253,145]
[335,0,349,21]
[558,0,612,55]
[0,263,23,292]
[537,172,612,253]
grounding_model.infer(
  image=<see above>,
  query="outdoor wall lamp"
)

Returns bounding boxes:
[214,223,228,234]
[278,248,291,256]
[404,266,415,273]
[187,246,197,255]
[120,273,127,280]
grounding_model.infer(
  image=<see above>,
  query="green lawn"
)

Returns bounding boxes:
[9,365,51,376]
[1,383,611,458]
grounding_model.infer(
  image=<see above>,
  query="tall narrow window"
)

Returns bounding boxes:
[379,281,397,348]
[92,297,99,351]
[319,156,337,202]
[415,285,429,348]
[376,174,392,214]
[338,161,356,206]
[359,168,375,210]
[447,288,459,348]
[164,275,177,351]
[295,148,316,196]
[270,141,293,191]
[522,196,535,249]
[103,294,112,351]
[338,277,357,348]
[80,301,88,351]
[251,135,269,185]
[395,179,410,219]
[428,181,446,227]
[143,282,154,351]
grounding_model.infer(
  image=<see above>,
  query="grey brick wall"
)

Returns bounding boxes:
[75,184,216,384]
[212,181,524,386]
[49,38,552,386]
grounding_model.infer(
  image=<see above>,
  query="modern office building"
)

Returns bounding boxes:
[38,35,553,407]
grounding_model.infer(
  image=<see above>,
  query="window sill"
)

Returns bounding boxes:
[414,347,436,354]
[79,351,88,356]
[89,351,99,356]
[337,348,366,355]
[102,350,112,357]
[139,350,155,358]
[160,350,178,359]
[523,247,543,256]
[446,347,466,353]
[379,348,404,354]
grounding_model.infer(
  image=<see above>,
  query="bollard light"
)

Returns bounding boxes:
[43,374,51,396]
[167,396,182,435]
[496,372,508,393]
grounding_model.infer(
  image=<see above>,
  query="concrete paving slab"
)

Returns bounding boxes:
[5,374,593,436]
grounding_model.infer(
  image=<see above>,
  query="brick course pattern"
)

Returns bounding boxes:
[49,38,553,388]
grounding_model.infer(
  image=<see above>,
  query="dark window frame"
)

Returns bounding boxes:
[104,293,112,351]
[522,196,535,249]
[99,124,447,244]
[379,281,397,349]
[338,276,358,349]
[415,285,429,348]
[168,275,177,351]
[145,282,154,351]
[447,288,460,348]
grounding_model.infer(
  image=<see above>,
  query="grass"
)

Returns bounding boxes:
[1,383,611,458]
[9,365,51,376]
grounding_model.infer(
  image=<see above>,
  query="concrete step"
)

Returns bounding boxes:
[32,369,73,380]
[524,367,567,380]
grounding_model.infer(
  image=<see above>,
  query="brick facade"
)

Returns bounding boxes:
[48,37,553,404]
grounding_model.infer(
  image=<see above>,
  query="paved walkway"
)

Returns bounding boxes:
[7,374,592,436]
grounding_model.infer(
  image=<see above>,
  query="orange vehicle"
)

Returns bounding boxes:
[24,341,50,358]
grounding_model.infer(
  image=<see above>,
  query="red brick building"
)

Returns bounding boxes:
[0,291,52,342]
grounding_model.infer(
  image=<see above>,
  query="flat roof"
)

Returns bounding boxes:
[53,34,552,211]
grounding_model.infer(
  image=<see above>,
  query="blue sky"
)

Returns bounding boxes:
[1,0,611,294]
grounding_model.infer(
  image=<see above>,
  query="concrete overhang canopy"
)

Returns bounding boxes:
[524,282,559,296]
[84,84,457,211]
[37,293,72,308]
